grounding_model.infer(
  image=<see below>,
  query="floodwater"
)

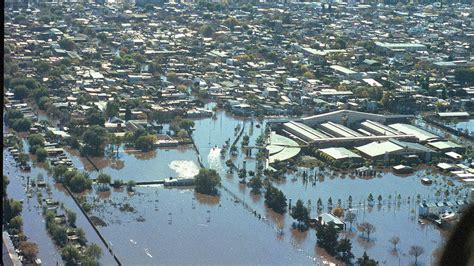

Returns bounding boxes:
[3,149,117,265]
[191,109,470,265]
[4,107,471,265]
[67,145,200,182]
[84,186,314,265]
[446,119,474,136]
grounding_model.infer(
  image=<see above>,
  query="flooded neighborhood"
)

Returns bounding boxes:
[3,0,474,265]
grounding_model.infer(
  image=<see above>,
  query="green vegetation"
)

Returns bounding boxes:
[135,135,156,152]
[112,179,124,189]
[127,180,136,192]
[357,222,376,240]
[19,241,39,263]
[356,251,378,266]
[170,116,195,133]
[316,223,354,264]
[81,125,108,157]
[454,67,474,84]
[35,147,48,162]
[3,198,23,225]
[123,129,157,152]
[247,176,262,194]
[53,167,92,193]
[194,168,221,195]
[316,223,339,255]
[264,185,287,214]
[290,199,309,229]
[97,173,112,191]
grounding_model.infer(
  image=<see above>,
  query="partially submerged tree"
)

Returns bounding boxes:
[389,236,400,251]
[409,245,424,265]
[358,222,376,240]
[194,169,221,195]
[291,199,309,228]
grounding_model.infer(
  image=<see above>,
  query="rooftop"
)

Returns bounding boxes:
[319,147,362,160]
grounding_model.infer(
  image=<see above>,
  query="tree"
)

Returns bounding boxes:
[11,118,32,132]
[35,147,48,162]
[194,169,221,195]
[177,129,188,139]
[200,24,214,37]
[18,153,30,166]
[264,185,287,214]
[28,134,45,149]
[303,71,315,79]
[84,243,102,260]
[81,125,108,157]
[179,119,195,132]
[65,209,77,227]
[356,251,378,266]
[19,241,38,262]
[5,109,24,122]
[345,212,356,230]
[105,101,119,118]
[380,92,395,108]
[247,176,262,194]
[454,67,474,84]
[337,238,354,264]
[124,107,132,121]
[409,245,424,265]
[135,135,156,152]
[112,179,124,189]
[13,84,29,100]
[389,236,400,251]
[291,199,309,227]
[68,173,93,193]
[332,207,344,217]
[367,193,374,203]
[97,173,111,191]
[59,38,76,51]
[53,165,69,181]
[81,256,99,266]
[61,244,81,265]
[86,109,105,127]
[358,222,376,240]
[127,180,136,192]
[9,215,23,230]
[35,61,50,76]
[4,199,23,223]
[316,222,338,256]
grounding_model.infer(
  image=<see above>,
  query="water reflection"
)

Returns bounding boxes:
[125,149,157,161]
[109,159,125,170]
[291,228,309,244]
[194,192,220,206]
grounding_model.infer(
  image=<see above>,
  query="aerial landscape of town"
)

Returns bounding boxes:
[2,0,474,265]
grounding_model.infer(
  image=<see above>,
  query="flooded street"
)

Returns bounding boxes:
[3,150,117,265]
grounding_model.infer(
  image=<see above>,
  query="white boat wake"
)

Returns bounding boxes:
[145,248,153,258]
[207,147,222,171]
[169,160,200,178]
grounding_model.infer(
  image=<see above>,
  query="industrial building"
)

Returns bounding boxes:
[270,110,464,166]
[426,140,464,153]
[355,141,404,161]
[317,147,364,166]
[388,123,439,143]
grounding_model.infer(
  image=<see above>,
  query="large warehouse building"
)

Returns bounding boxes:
[270,110,463,165]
